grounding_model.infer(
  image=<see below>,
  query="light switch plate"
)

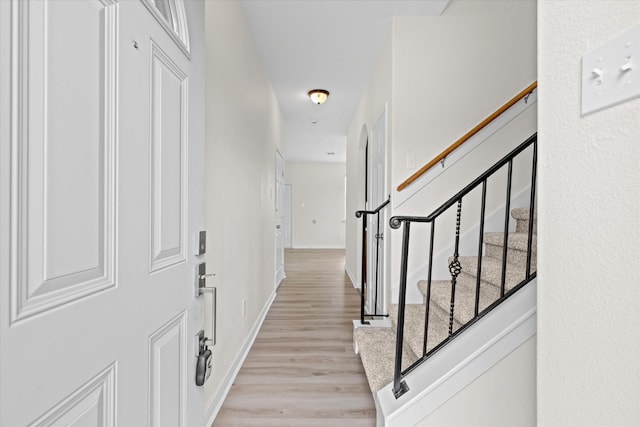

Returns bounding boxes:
[582,23,640,115]
[406,154,415,169]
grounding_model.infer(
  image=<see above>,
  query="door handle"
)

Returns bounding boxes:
[195,262,216,295]
[195,262,216,346]
[276,225,281,229]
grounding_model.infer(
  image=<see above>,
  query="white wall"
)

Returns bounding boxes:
[416,337,536,427]
[538,2,640,425]
[203,0,284,419]
[286,162,346,248]
[392,0,537,195]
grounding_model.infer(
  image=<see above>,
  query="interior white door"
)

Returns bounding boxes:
[275,150,286,286]
[0,1,205,426]
[367,108,388,316]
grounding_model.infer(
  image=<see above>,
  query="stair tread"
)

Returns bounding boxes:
[458,255,532,291]
[418,277,500,327]
[355,327,414,393]
[484,232,537,252]
[511,207,537,220]
[512,208,537,234]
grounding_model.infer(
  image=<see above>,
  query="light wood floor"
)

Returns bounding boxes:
[212,249,376,427]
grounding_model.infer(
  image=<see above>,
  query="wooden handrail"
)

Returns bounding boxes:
[396,81,537,192]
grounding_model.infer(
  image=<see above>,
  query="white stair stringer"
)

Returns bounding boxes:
[373,279,536,427]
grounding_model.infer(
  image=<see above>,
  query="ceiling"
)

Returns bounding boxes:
[240,0,450,163]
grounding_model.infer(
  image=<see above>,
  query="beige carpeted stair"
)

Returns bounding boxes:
[355,207,537,393]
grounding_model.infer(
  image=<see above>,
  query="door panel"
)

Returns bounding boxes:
[149,41,188,272]
[28,364,116,427]
[0,1,204,425]
[11,0,117,323]
[116,2,202,425]
[149,312,187,427]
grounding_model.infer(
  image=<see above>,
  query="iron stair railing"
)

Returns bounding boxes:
[389,133,537,399]
[355,196,391,325]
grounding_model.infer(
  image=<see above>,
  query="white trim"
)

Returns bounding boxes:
[394,89,537,208]
[275,271,285,287]
[204,291,276,426]
[375,279,537,427]
[345,263,358,289]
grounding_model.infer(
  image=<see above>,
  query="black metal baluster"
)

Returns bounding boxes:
[387,134,537,400]
[526,140,537,278]
[475,181,487,316]
[500,160,513,297]
[422,220,435,356]
[374,210,382,316]
[359,213,369,325]
[356,197,391,324]
[393,221,410,399]
[448,200,463,336]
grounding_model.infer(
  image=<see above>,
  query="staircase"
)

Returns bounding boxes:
[355,207,537,396]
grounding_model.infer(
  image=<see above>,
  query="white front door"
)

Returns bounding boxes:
[0,1,205,426]
[366,107,388,316]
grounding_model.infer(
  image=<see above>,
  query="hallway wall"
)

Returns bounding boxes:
[538,2,640,424]
[286,162,346,249]
[203,0,284,419]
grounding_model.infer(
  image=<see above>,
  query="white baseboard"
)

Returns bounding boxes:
[204,291,276,426]
[276,271,285,287]
[345,263,358,289]
[376,279,537,427]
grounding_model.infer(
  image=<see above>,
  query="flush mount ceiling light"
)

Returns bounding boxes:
[308,89,330,105]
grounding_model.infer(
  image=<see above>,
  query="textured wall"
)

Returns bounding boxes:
[538,2,640,424]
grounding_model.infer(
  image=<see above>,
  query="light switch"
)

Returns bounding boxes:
[406,154,415,169]
[582,23,640,115]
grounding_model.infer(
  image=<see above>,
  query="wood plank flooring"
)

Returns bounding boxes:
[212,249,376,427]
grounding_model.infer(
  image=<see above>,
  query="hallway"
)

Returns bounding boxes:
[213,249,376,426]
